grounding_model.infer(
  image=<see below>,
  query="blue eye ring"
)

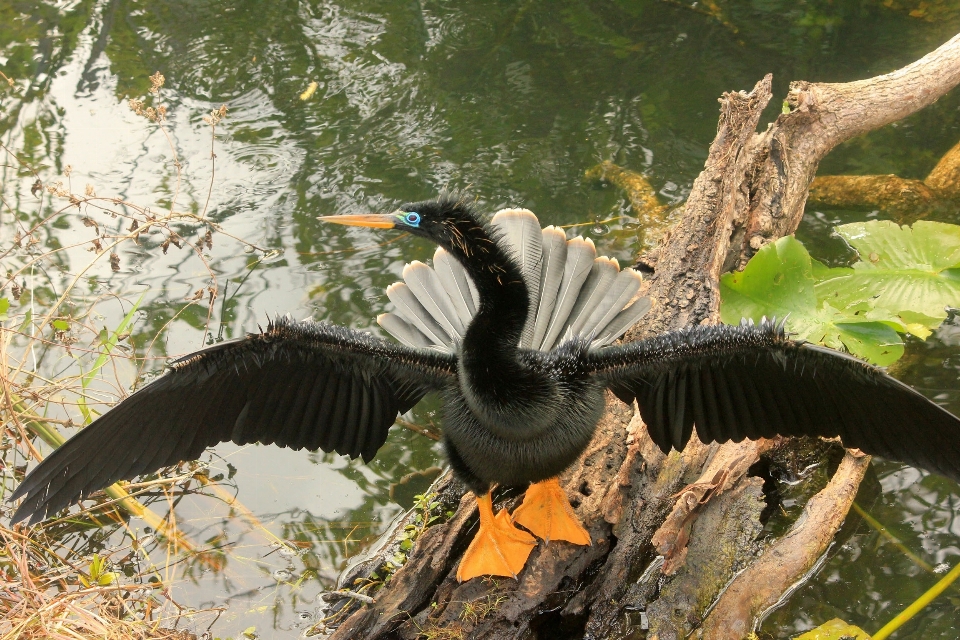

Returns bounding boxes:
[403,212,421,227]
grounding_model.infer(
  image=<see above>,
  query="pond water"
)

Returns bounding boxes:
[2,1,960,637]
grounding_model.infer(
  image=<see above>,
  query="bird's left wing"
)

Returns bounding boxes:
[10,317,457,524]
[585,320,960,483]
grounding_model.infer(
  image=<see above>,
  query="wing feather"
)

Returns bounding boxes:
[587,320,960,483]
[10,318,456,524]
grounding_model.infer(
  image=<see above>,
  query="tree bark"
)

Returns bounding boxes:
[323,32,960,640]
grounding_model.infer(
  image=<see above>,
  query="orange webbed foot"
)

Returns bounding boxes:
[457,492,537,582]
[512,477,591,545]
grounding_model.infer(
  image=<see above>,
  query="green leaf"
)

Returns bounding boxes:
[720,235,818,321]
[720,236,904,365]
[817,220,960,329]
[98,571,118,586]
[52,319,69,331]
[90,554,104,577]
[0,297,9,321]
[80,291,145,392]
[795,617,872,639]
[833,321,904,366]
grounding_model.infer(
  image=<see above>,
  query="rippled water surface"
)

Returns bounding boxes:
[3,1,960,637]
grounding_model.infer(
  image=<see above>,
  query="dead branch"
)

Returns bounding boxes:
[699,451,872,639]
[806,138,960,220]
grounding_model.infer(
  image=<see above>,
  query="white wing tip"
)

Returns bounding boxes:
[403,260,429,276]
[491,208,539,225]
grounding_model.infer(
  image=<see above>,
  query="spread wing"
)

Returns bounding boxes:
[586,320,960,483]
[11,317,457,524]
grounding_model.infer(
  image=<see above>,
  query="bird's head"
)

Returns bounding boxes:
[318,196,482,249]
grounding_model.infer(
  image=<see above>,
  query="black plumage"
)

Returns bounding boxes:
[10,196,960,527]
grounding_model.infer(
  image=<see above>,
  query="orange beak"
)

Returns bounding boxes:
[317,213,397,229]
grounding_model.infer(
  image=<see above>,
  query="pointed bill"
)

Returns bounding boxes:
[318,213,397,229]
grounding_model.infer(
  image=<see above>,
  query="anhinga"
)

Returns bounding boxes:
[10,196,960,582]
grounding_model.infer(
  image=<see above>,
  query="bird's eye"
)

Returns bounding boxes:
[404,212,421,226]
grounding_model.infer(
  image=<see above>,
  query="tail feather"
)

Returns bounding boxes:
[434,248,476,323]
[377,313,435,349]
[580,269,644,338]
[531,226,568,350]
[385,283,451,348]
[591,296,652,347]
[540,236,596,351]
[403,261,465,340]
[562,257,620,338]
[490,209,543,348]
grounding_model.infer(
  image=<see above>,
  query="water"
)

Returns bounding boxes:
[2,0,960,637]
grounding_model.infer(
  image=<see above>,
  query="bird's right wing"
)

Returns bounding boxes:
[585,320,960,483]
[10,317,457,524]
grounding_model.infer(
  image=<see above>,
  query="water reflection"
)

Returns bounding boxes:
[3,0,960,637]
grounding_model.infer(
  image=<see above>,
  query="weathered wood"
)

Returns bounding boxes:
[698,452,872,639]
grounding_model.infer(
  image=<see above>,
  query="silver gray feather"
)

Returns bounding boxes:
[579,269,644,338]
[403,261,465,341]
[562,257,620,338]
[377,313,434,349]
[385,282,451,349]
[433,247,476,325]
[490,209,542,348]
[591,297,653,347]
[539,236,596,351]
[379,208,651,354]
[531,226,568,350]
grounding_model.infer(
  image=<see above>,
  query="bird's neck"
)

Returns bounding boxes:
[440,210,553,437]
[440,217,528,360]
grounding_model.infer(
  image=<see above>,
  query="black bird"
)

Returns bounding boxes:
[10,196,960,581]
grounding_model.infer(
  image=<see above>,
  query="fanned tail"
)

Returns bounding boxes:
[378,208,651,353]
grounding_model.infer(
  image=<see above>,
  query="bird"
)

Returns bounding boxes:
[10,195,960,583]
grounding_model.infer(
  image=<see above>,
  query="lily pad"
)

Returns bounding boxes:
[816,220,960,333]
[794,618,872,639]
[720,236,904,365]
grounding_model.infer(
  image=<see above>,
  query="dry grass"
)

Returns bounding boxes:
[0,72,252,640]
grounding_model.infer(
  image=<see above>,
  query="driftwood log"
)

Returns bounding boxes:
[323,33,960,640]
